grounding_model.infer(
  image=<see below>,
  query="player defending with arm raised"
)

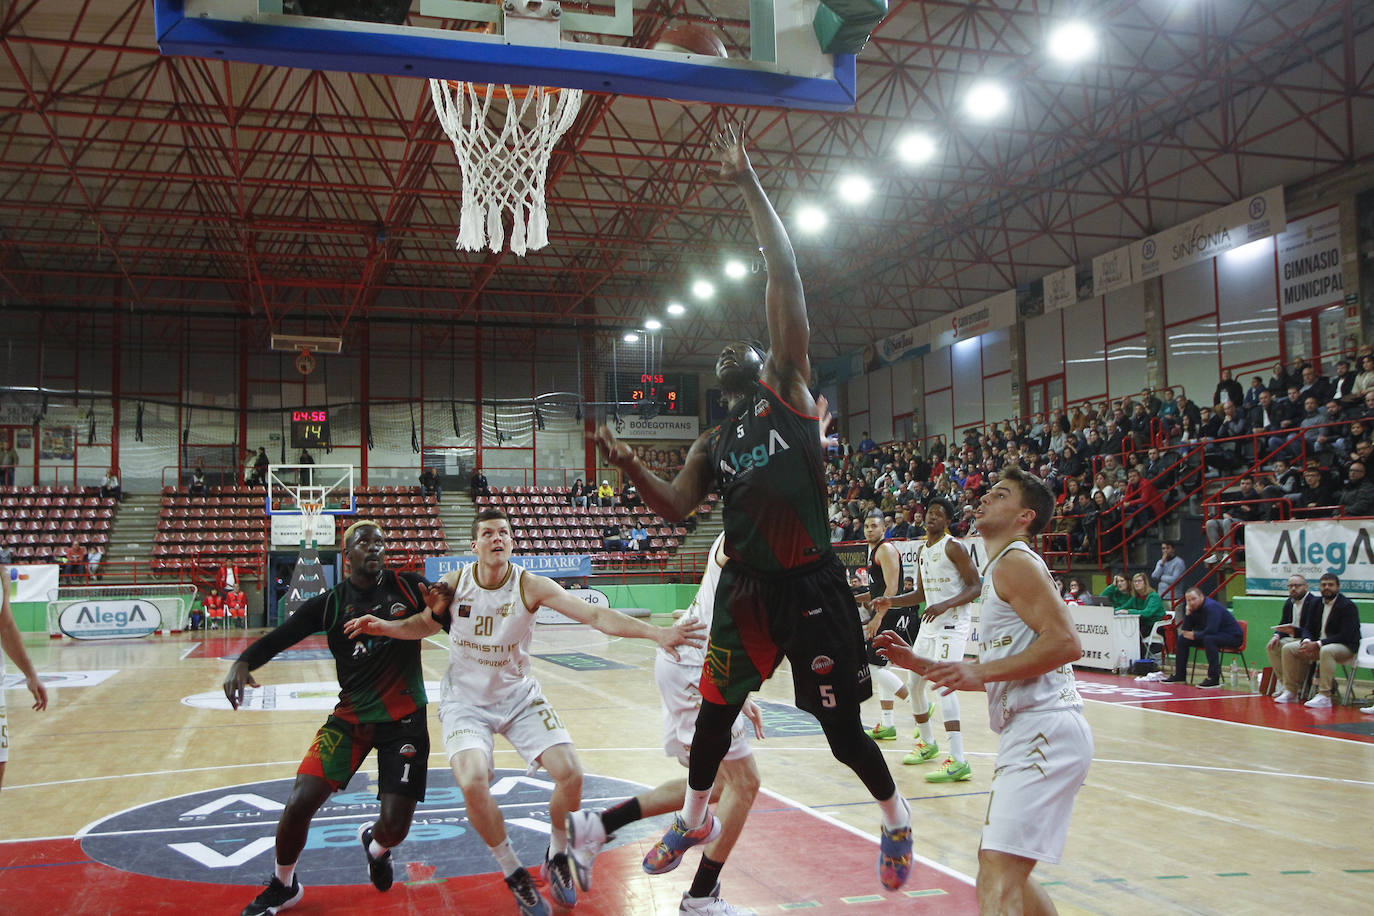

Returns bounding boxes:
[345,508,704,916]
[595,121,914,892]
[224,521,443,916]
[876,467,1091,916]
[870,497,982,779]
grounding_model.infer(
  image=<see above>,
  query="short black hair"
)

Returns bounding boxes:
[997,465,1054,537]
[471,507,511,540]
[1320,572,1340,585]
[926,496,955,522]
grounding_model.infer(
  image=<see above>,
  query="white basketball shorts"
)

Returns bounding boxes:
[655,653,751,768]
[439,677,571,769]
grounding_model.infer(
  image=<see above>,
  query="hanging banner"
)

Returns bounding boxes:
[7,564,60,603]
[1044,265,1078,312]
[1276,205,1343,317]
[426,554,592,580]
[619,415,700,441]
[876,323,931,365]
[270,514,335,547]
[1244,519,1374,595]
[1134,186,1286,282]
[929,291,1016,351]
[1092,245,1134,295]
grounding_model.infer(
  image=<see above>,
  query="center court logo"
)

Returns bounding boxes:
[78,769,658,886]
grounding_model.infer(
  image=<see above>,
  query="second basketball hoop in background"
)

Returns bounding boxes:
[653,23,729,58]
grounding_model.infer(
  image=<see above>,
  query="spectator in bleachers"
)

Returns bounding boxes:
[1204,476,1263,563]
[1298,365,1331,404]
[1294,464,1339,518]
[0,439,16,486]
[419,467,441,503]
[858,430,876,454]
[1266,362,1289,396]
[189,466,208,498]
[1124,572,1168,648]
[86,543,103,581]
[628,519,649,551]
[595,479,615,507]
[1063,577,1087,604]
[1151,541,1185,606]
[1090,471,1117,505]
[101,468,121,501]
[1174,391,1202,429]
[601,523,628,552]
[1338,461,1374,517]
[1353,355,1374,402]
[1122,467,1165,535]
[1314,399,1351,459]
[1242,376,1265,410]
[1206,401,1251,471]
[830,519,845,544]
[1164,587,1243,687]
[1213,369,1244,409]
[1333,359,1359,407]
[569,478,588,509]
[0,540,11,564]
[1100,572,1131,609]
[621,481,642,510]
[298,448,315,468]
[469,466,490,501]
[1100,454,1127,487]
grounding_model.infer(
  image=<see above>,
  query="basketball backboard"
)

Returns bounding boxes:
[153,0,859,111]
[266,464,356,515]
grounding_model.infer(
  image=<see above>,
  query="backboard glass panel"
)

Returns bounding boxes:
[153,0,857,111]
[266,464,356,515]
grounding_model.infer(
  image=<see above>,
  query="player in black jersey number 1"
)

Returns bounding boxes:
[224,521,445,916]
[595,120,913,895]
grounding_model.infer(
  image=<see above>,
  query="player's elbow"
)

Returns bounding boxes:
[1058,629,1084,665]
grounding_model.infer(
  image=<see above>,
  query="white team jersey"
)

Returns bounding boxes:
[438,562,539,707]
[920,533,973,625]
[978,540,1082,733]
[664,532,726,670]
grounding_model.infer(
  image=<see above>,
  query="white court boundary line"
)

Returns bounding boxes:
[1083,695,1374,747]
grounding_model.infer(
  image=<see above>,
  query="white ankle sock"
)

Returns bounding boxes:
[948,731,965,762]
[490,840,522,877]
[878,792,910,830]
[274,861,295,885]
[880,706,895,728]
[681,786,712,828]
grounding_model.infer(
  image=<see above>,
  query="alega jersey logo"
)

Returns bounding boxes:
[720,428,790,475]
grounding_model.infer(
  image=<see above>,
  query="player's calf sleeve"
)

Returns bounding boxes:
[820,718,896,801]
[939,691,961,725]
[687,700,744,791]
[872,665,903,701]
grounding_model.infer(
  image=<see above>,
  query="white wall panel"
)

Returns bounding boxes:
[1166,316,1220,406]
[1217,240,1280,373]
[981,327,1011,375]
[1064,299,1107,400]
[1106,334,1147,398]
[869,365,894,444]
[1104,283,1146,339]
[1025,311,1064,381]
[983,373,1012,431]
[923,347,952,391]
[1162,258,1217,324]
[951,338,984,429]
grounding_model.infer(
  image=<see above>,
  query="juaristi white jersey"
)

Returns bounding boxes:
[663,532,726,670]
[978,540,1082,733]
[920,532,973,624]
[436,562,538,706]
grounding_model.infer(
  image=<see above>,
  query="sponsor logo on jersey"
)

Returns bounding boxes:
[720,428,791,476]
[399,743,418,758]
[389,602,408,618]
[804,607,823,617]
[811,655,834,675]
[497,602,513,617]
[457,603,472,618]
[754,399,771,417]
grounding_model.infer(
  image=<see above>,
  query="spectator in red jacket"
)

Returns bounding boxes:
[1122,467,1165,535]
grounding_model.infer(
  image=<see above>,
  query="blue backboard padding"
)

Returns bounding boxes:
[153,0,857,110]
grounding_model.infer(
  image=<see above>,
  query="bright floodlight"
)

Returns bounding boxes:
[1048,21,1097,63]
[623,332,640,343]
[965,81,1009,121]
[724,259,748,279]
[644,318,662,331]
[795,205,828,233]
[666,302,686,316]
[692,279,715,299]
[837,175,873,204]
[897,132,937,165]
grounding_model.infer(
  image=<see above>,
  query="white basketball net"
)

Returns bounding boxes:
[429,80,584,256]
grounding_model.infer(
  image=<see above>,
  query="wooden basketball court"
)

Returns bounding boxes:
[3,623,1372,915]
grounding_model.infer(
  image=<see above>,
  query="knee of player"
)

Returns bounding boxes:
[283,775,332,820]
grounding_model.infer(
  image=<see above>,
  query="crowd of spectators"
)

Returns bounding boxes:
[824,345,1374,566]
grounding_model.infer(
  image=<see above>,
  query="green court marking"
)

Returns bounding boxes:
[1039,881,1066,887]
[1093,877,1127,883]
[1155,875,1188,880]
[1279,869,1314,875]
[1216,872,1250,877]
[840,894,885,903]
[903,889,949,898]
[779,904,822,911]
[1344,868,1374,874]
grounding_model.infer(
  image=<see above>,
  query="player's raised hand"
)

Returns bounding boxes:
[712,119,752,181]
[873,630,931,676]
[421,580,453,616]
[742,697,766,739]
[921,601,946,624]
[923,661,983,695]
[223,660,260,710]
[342,614,389,639]
[657,617,708,662]
[594,424,634,469]
[816,394,839,450]
[870,595,892,616]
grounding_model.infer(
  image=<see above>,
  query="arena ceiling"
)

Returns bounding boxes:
[1,0,1372,368]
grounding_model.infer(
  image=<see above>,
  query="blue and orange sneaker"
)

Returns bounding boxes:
[878,820,913,890]
[642,813,721,875]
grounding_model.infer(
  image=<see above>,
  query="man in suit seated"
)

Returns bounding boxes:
[1281,573,1362,709]
[1267,575,1322,700]
[1163,587,1243,688]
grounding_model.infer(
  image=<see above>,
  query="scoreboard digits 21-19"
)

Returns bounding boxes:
[290,408,330,448]
[607,372,694,414]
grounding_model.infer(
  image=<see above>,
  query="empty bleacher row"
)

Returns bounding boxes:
[153,485,448,570]
[0,487,113,562]
[474,486,716,560]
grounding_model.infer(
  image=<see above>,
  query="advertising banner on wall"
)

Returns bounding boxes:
[929,291,1016,351]
[1244,519,1374,595]
[619,414,700,441]
[1092,245,1134,295]
[7,564,60,602]
[426,554,591,580]
[1276,205,1343,317]
[1044,265,1078,312]
[1134,186,1286,282]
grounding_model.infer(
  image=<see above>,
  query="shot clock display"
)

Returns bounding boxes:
[607,372,693,414]
[289,408,331,448]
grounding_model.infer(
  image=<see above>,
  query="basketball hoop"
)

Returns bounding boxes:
[429,79,583,256]
[299,499,324,548]
[295,347,316,376]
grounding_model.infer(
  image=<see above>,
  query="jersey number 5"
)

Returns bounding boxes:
[819,685,836,708]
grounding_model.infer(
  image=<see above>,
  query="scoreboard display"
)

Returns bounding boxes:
[606,372,696,414]
[289,408,331,448]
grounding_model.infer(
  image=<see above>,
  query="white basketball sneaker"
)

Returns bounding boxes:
[680,883,756,915]
[566,808,608,892]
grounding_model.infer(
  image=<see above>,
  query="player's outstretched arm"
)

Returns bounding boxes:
[343,608,443,642]
[0,566,47,711]
[925,551,1081,693]
[714,120,811,401]
[873,630,935,677]
[595,423,712,522]
[525,574,706,661]
[222,590,333,709]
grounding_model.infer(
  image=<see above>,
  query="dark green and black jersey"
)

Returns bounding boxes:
[708,380,831,574]
[238,569,429,724]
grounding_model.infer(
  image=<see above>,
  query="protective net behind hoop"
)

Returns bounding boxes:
[429,80,584,256]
